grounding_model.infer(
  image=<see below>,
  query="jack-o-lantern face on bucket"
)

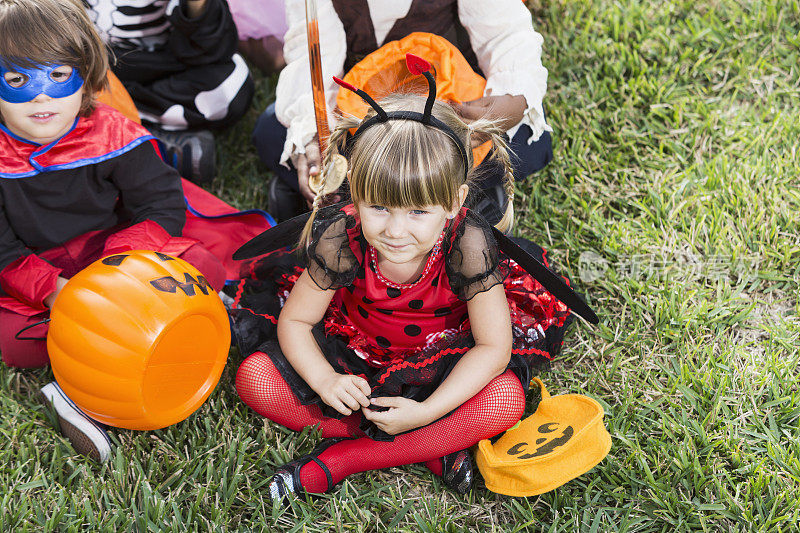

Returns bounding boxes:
[48,250,230,430]
[504,422,574,459]
[103,252,213,297]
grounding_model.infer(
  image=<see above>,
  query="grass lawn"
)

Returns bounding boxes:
[2,0,799,530]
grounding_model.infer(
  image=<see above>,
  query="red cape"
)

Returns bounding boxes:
[0,104,156,178]
[181,179,275,280]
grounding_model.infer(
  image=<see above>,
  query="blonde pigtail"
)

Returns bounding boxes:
[490,130,515,234]
[297,188,323,250]
[464,117,516,233]
[298,114,362,249]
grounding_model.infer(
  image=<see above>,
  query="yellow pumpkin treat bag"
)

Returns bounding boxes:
[476,378,611,497]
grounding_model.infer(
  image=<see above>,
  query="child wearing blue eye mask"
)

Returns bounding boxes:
[0,62,85,103]
[0,62,87,145]
[0,0,241,462]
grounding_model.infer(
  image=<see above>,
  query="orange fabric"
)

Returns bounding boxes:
[96,70,140,124]
[336,32,492,166]
[475,378,612,496]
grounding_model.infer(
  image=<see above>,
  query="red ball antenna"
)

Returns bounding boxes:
[405,54,436,123]
[332,76,388,121]
[405,53,432,75]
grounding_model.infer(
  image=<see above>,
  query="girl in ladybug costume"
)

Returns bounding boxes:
[231,55,597,499]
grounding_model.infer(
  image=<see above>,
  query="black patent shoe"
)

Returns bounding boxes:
[267,438,346,502]
[440,449,475,494]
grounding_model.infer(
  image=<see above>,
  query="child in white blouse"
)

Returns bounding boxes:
[253,0,553,221]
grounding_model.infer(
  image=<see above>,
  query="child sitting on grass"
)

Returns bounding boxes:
[231,68,576,498]
[253,0,552,222]
[0,0,226,461]
[83,0,255,184]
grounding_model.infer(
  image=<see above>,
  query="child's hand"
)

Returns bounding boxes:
[291,137,321,205]
[455,93,527,141]
[316,373,371,417]
[43,276,69,308]
[362,397,434,435]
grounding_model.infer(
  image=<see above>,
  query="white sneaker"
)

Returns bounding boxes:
[219,290,235,309]
[39,382,112,462]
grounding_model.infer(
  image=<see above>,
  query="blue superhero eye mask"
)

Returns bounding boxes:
[0,63,84,104]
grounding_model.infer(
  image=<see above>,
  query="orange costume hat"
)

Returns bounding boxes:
[336,32,492,166]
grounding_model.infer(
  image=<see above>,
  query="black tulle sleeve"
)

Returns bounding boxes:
[305,205,360,290]
[445,210,510,301]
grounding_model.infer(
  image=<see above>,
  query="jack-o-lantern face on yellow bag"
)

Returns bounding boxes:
[505,422,575,459]
[475,378,611,497]
[47,250,230,431]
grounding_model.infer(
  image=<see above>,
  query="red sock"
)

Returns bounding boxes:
[236,351,362,438]
[297,370,525,493]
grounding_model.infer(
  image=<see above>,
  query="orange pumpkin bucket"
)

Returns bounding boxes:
[47,250,230,430]
[336,32,492,165]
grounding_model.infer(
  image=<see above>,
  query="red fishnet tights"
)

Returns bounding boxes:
[235,351,364,437]
[236,351,525,493]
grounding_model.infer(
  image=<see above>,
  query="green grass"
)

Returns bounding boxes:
[2,0,800,530]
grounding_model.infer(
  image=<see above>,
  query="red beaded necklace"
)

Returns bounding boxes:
[370,232,445,290]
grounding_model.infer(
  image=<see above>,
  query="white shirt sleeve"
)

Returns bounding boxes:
[275,0,347,166]
[458,0,551,142]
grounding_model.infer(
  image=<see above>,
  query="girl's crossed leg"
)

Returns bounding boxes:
[236,351,525,494]
[236,350,362,439]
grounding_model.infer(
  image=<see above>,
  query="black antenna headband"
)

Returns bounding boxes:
[333,54,470,181]
[351,110,470,178]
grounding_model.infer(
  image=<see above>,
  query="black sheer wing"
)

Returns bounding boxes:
[491,227,599,325]
[447,209,599,324]
[232,202,347,260]
[305,207,359,290]
[446,210,510,301]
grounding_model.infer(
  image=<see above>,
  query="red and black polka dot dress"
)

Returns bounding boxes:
[230,204,574,441]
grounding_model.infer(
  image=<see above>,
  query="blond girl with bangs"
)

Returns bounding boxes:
[232,86,577,500]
